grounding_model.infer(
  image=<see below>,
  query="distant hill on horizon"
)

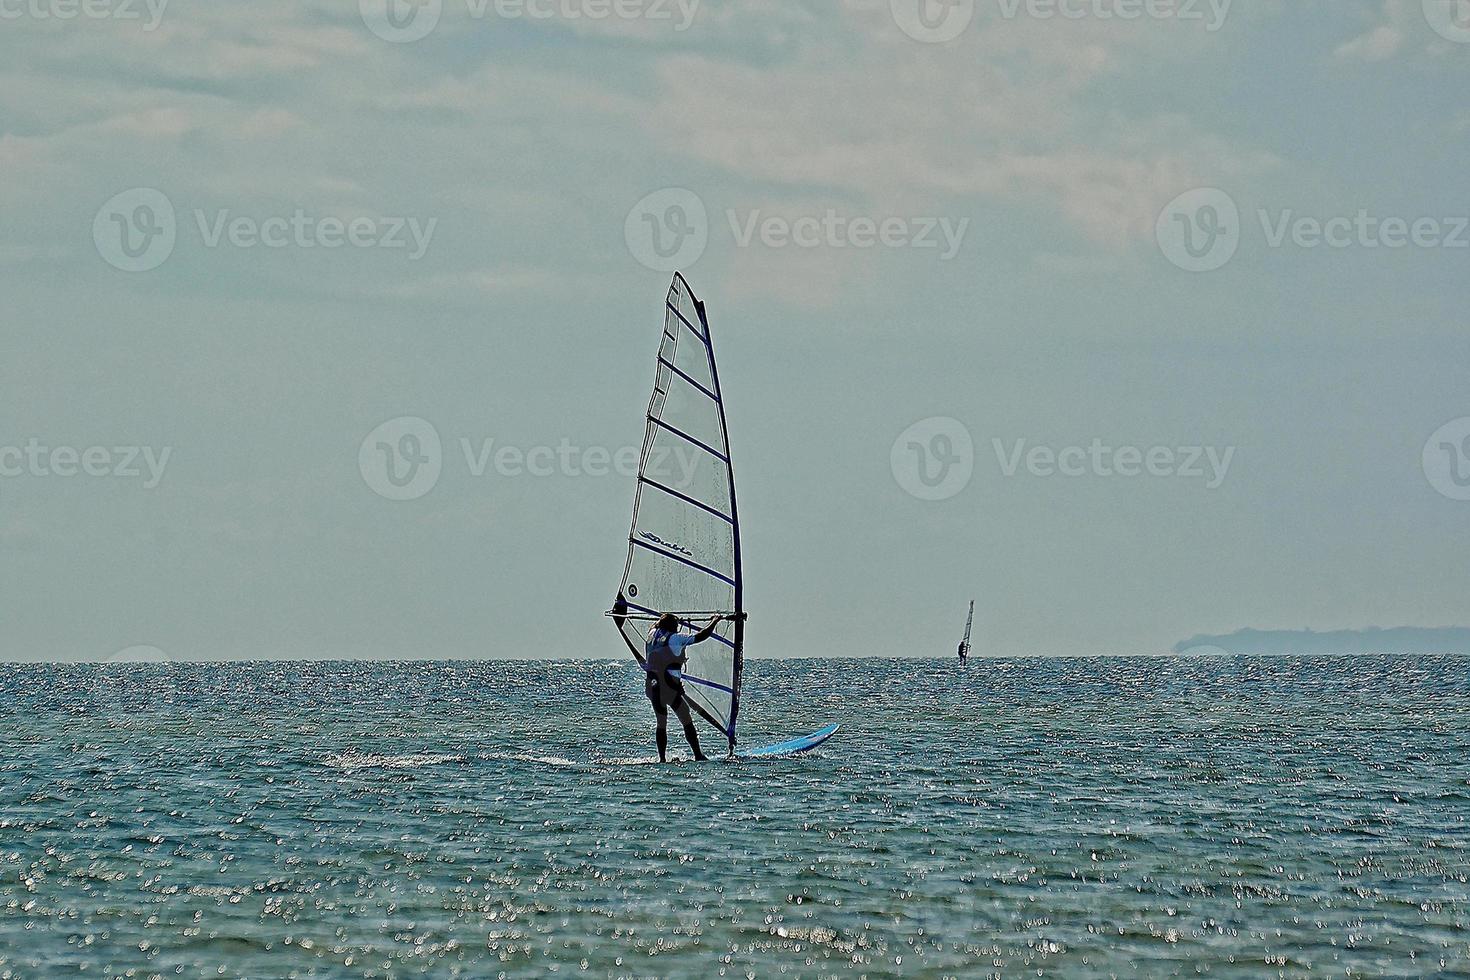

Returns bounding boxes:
[1174,627,1470,656]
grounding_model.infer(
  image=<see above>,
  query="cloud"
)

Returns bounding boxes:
[1331,0,1470,62]
[1334,0,1408,61]
[1335,23,1404,61]
[371,265,575,301]
[646,33,1275,249]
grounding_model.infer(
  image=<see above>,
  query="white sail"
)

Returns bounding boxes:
[610,274,744,749]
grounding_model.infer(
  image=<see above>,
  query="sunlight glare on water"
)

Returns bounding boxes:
[1,656,1468,977]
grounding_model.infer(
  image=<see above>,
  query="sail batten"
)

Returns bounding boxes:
[612,274,744,748]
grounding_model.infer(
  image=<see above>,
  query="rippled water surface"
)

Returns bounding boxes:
[2,656,1468,978]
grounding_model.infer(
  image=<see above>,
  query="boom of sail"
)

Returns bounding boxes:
[609,274,744,750]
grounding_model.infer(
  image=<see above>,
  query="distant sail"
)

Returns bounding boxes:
[610,274,744,750]
[959,600,974,659]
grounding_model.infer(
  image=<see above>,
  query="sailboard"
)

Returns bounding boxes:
[740,724,840,758]
[608,274,835,757]
[958,600,974,661]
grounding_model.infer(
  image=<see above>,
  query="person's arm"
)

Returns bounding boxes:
[673,617,740,664]
[690,615,723,644]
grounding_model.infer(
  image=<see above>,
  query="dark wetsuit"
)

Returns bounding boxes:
[643,625,707,762]
[644,628,693,712]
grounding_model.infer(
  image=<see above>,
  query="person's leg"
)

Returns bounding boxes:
[672,700,706,761]
[654,707,669,762]
[646,674,670,762]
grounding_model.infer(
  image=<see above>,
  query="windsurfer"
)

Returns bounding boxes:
[646,612,724,762]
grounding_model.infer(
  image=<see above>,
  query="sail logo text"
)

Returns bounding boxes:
[639,531,693,557]
[727,210,969,260]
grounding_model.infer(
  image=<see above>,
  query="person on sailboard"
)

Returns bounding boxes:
[646,612,724,762]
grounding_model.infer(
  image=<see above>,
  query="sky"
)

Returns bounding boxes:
[1,0,1467,662]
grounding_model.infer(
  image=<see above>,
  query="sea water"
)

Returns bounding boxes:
[2,656,1467,977]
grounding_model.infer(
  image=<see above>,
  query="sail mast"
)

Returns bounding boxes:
[695,290,743,753]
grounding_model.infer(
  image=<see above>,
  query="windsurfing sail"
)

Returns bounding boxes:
[609,274,744,751]
[958,600,974,659]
